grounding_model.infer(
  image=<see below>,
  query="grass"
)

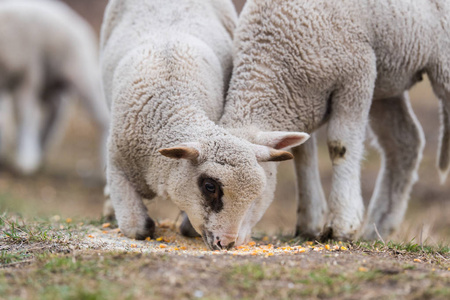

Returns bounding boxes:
[352,239,450,255]
[1,254,135,300]
[0,250,32,264]
[0,213,75,245]
[0,213,87,269]
[0,213,449,300]
[281,234,450,262]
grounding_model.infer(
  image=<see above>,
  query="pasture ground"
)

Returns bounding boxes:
[1,215,449,300]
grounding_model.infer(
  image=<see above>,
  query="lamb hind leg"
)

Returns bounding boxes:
[107,166,155,239]
[293,134,328,239]
[362,93,424,240]
[428,65,450,183]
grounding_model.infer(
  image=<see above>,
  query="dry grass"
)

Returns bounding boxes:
[1,214,449,300]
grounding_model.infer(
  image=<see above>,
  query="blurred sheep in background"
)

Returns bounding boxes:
[0,0,109,176]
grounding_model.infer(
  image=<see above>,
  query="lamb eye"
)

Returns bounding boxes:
[198,176,223,213]
[204,181,216,193]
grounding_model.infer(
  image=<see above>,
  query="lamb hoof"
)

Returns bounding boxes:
[179,213,200,238]
[319,226,355,242]
[319,226,334,242]
[123,217,155,240]
[295,226,320,240]
[102,198,116,222]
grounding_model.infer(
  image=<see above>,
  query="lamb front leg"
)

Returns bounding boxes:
[321,66,375,241]
[293,134,328,239]
[107,166,155,239]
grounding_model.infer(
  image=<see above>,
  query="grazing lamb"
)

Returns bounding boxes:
[221,0,450,241]
[101,0,309,249]
[0,0,109,175]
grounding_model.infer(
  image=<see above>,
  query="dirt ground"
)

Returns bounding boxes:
[1,217,449,299]
[0,1,449,299]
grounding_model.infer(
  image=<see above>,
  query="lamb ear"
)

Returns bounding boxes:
[158,143,200,160]
[252,144,294,162]
[254,131,310,150]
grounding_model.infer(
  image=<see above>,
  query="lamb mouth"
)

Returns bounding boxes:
[201,229,220,250]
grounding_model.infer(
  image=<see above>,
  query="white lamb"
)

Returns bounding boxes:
[101,0,309,249]
[221,0,450,241]
[0,0,109,175]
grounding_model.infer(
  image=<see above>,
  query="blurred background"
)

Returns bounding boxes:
[0,0,448,244]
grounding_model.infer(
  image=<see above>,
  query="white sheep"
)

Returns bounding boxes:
[101,0,309,249]
[0,0,109,175]
[221,0,450,241]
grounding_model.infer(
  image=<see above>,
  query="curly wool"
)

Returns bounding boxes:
[101,0,312,249]
[222,0,450,240]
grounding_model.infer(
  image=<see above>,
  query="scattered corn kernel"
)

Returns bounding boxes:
[102,231,108,234]
[88,235,94,238]
[130,244,137,248]
[306,241,314,246]
[358,267,369,272]
[340,246,348,251]
[414,259,422,263]
[325,244,331,250]
[159,244,167,248]
[102,223,111,228]
[262,236,269,242]
[156,237,163,242]
[180,246,187,250]
[248,241,256,246]
[145,237,152,241]
[66,218,72,223]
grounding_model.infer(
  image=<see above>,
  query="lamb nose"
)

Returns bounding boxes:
[215,233,237,250]
[215,240,235,250]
